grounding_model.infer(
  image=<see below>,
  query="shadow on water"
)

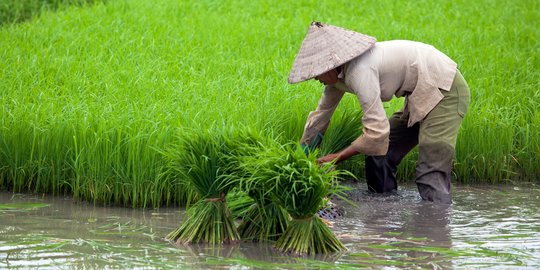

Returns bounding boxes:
[1,182,539,269]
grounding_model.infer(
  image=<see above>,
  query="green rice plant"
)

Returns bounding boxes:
[226,189,255,220]
[164,129,241,244]
[164,127,272,244]
[0,0,104,25]
[319,110,362,156]
[223,129,291,242]
[318,110,364,180]
[0,202,50,211]
[244,143,349,254]
[236,201,290,242]
[67,122,177,208]
[0,123,76,195]
[453,107,519,183]
[0,0,539,209]
[236,170,290,242]
[166,199,239,245]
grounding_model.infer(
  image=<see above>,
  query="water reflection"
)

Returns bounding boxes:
[450,184,540,268]
[397,202,453,269]
[168,237,345,268]
[335,185,454,268]
[1,183,540,269]
[238,242,344,264]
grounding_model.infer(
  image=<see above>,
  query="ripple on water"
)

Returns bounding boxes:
[1,183,540,269]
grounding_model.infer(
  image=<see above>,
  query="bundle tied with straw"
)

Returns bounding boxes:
[246,143,350,254]
[164,130,240,245]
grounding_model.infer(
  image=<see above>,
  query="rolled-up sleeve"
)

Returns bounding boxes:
[300,85,345,145]
[346,65,390,156]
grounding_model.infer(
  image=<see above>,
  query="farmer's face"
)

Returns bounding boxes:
[315,69,339,85]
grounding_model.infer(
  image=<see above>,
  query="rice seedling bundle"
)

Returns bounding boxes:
[165,128,282,244]
[165,130,240,245]
[236,181,290,242]
[317,111,365,178]
[226,190,255,220]
[224,129,290,242]
[245,144,348,254]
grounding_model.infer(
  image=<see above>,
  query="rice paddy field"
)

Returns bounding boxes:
[1,0,538,209]
[0,0,540,268]
[0,1,539,207]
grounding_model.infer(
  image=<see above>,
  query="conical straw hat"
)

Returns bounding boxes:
[288,22,376,84]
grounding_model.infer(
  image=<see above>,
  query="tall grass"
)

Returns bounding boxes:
[0,0,539,207]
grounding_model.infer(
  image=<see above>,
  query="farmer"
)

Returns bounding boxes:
[290,22,470,204]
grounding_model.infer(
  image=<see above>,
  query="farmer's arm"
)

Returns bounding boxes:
[318,65,389,163]
[300,85,345,148]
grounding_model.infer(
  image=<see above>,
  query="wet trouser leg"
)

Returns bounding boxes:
[365,111,419,192]
[365,156,396,192]
[416,70,470,204]
[365,70,470,203]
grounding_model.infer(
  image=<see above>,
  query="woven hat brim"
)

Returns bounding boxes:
[288,23,376,84]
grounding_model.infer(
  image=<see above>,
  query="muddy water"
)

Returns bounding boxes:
[1,183,539,269]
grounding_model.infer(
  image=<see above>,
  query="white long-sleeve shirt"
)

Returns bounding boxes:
[300,40,458,155]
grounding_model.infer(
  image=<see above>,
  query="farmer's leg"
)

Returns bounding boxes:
[365,111,419,192]
[416,70,470,203]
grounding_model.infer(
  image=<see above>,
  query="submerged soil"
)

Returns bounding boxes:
[1,182,539,269]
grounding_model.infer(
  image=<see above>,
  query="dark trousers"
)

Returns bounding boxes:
[366,70,470,203]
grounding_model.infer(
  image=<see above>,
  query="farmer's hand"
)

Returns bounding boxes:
[317,153,340,164]
[317,146,360,164]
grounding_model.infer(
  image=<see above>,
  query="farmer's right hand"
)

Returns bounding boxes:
[317,153,340,164]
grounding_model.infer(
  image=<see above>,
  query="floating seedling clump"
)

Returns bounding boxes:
[227,131,290,242]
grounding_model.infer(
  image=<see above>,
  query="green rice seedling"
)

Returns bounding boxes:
[226,189,254,220]
[164,127,271,243]
[318,110,363,180]
[245,143,349,254]
[319,111,362,156]
[164,130,240,245]
[0,202,50,211]
[237,201,289,242]
[1,0,539,210]
[0,0,104,25]
[222,128,290,242]
[235,177,290,242]
[166,199,238,245]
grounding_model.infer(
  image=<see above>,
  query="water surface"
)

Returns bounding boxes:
[1,182,539,269]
